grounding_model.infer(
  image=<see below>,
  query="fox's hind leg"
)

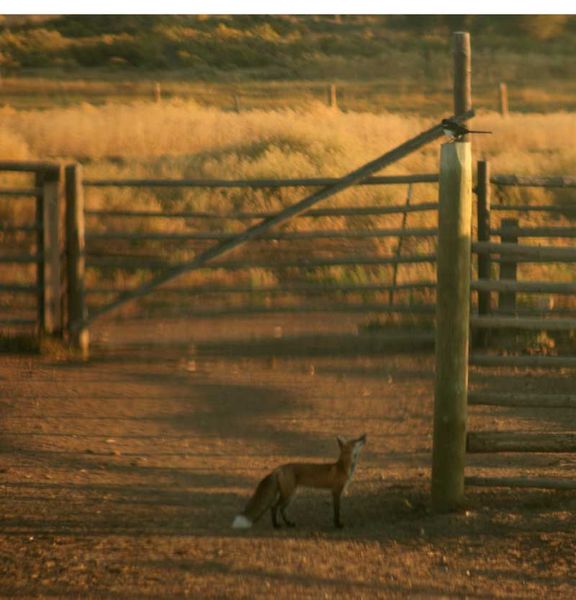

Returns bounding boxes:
[271,491,295,528]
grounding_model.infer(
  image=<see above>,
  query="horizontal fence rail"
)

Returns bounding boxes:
[84,173,439,188]
[86,227,439,242]
[85,253,438,270]
[85,202,439,220]
[492,174,576,188]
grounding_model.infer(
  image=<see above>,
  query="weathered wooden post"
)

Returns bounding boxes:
[498,218,518,314]
[154,81,162,103]
[37,165,63,336]
[476,161,491,297]
[431,141,473,512]
[431,30,473,511]
[476,160,492,348]
[327,83,338,110]
[498,82,509,116]
[452,32,472,124]
[65,163,89,358]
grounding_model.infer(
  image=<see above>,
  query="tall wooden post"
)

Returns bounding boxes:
[498,82,509,116]
[38,166,63,336]
[65,163,89,358]
[432,142,472,512]
[452,32,472,124]
[476,161,492,313]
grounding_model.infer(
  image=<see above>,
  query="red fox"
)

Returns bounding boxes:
[232,434,366,530]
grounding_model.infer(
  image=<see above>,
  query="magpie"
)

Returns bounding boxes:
[441,118,492,142]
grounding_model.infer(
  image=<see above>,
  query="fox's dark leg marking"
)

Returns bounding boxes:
[280,502,296,527]
[332,491,344,528]
[271,501,281,528]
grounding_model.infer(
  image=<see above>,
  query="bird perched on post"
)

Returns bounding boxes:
[441,118,492,142]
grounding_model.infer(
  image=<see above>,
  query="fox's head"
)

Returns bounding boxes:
[336,434,366,478]
[337,433,366,457]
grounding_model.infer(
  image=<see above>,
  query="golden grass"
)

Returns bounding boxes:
[0,101,574,319]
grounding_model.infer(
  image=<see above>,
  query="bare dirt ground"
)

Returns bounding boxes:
[1,314,575,599]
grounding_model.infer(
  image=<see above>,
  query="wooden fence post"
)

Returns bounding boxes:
[476,160,492,346]
[431,141,472,512]
[498,82,509,116]
[452,32,472,121]
[327,83,338,110]
[37,166,63,336]
[65,163,89,357]
[498,218,518,314]
[154,81,162,103]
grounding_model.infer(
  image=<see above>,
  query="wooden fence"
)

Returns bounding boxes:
[0,160,64,336]
[466,168,576,492]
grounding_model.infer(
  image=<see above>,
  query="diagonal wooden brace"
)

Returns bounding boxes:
[80,109,475,328]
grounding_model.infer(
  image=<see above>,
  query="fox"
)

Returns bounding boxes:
[232,433,366,530]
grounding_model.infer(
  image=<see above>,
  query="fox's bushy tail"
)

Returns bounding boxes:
[232,472,278,529]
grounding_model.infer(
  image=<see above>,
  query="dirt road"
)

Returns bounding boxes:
[1,316,575,598]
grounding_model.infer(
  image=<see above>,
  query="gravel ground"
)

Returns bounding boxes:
[1,315,575,599]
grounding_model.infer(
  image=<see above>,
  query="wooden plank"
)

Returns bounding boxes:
[473,241,576,261]
[466,476,576,490]
[468,432,576,453]
[0,188,41,197]
[85,227,438,242]
[0,318,36,325]
[84,173,440,188]
[0,255,42,263]
[470,354,576,368]
[81,111,474,328]
[432,140,472,512]
[491,226,576,238]
[86,280,437,296]
[492,174,576,188]
[85,202,439,220]
[493,204,576,213]
[468,391,576,408]
[471,315,576,331]
[472,279,576,295]
[86,253,438,270]
[0,225,40,233]
[0,160,60,173]
[0,284,38,293]
[85,302,437,317]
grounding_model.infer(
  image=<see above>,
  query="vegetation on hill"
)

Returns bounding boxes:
[0,15,575,82]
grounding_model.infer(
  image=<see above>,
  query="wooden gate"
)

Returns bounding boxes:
[0,161,64,339]
[65,111,473,355]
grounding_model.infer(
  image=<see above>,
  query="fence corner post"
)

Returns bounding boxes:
[38,164,64,337]
[65,163,89,358]
[431,141,472,512]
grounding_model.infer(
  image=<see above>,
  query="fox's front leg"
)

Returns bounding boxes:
[332,490,344,528]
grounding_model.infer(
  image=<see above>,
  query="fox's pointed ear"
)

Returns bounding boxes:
[337,436,346,449]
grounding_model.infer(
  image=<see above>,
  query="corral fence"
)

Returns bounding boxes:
[0,161,64,337]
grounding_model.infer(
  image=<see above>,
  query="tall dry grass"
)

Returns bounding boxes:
[0,101,574,319]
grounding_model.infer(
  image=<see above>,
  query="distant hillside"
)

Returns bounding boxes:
[1,15,576,82]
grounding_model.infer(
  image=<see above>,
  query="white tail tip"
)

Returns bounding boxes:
[232,515,252,529]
